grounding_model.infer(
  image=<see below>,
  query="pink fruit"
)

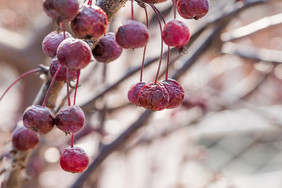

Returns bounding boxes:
[23,105,55,134]
[50,58,77,82]
[177,0,209,20]
[116,20,149,49]
[141,0,167,4]
[162,20,190,48]
[57,38,92,70]
[161,79,184,109]
[93,33,123,63]
[127,82,146,106]
[12,125,40,151]
[60,146,89,173]
[71,5,108,39]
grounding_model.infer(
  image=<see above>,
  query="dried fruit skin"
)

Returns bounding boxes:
[116,20,149,49]
[60,146,89,173]
[93,33,123,63]
[42,31,72,58]
[23,105,55,134]
[43,0,79,23]
[12,125,40,151]
[138,82,169,111]
[161,79,184,109]
[50,58,77,82]
[55,105,85,133]
[141,0,167,4]
[57,38,92,70]
[177,0,209,20]
[71,5,108,39]
[162,20,190,48]
[128,82,146,106]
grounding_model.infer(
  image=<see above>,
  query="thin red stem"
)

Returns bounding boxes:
[63,23,66,39]
[153,5,166,24]
[173,0,177,19]
[131,0,134,20]
[166,46,170,80]
[71,133,74,147]
[0,68,41,101]
[140,6,149,82]
[87,0,92,6]
[66,68,71,106]
[73,69,80,105]
[42,65,62,107]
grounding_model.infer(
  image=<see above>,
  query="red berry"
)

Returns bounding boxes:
[50,58,77,82]
[23,105,55,134]
[43,0,79,23]
[141,0,167,4]
[116,20,149,49]
[42,31,72,58]
[93,33,123,63]
[162,20,190,48]
[177,0,209,20]
[60,146,89,173]
[71,5,108,39]
[161,79,184,109]
[55,105,85,134]
[57,38,92,70]
[138,82,169,111]
[12,125,40,151]
[127,82,146,106]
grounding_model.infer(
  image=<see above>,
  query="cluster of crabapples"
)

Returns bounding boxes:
[8,0,209,174]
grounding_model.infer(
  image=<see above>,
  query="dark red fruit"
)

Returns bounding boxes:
[141,0,167,4]
[12,125,40,151]
[93,33,123,63]
[161,79,184,109]
[23,105,55,134]
[128,82,146,106]
[177,0,209,20]
[57,38,92,70]
[71,5,108,39]
[42,31,72,58]
[138,82,169,111]
[60,146,89,173]
[50,58,77,82]
[162,20,190,48]
[43,0,79,23]
[55,105,85,133]
[116,20,149,49]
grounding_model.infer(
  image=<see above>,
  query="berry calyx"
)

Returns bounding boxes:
[71,5,108,39]
[116,20,149,49]
[141,0,167,4]
[128,82,146,106]
[60,146,89,173]
[161,79,184,109]
[23,105,55,134]
[50,58,77,82]
[92,33,123,63]
[12,125,40,151]
[57,38,92,70]
[176,0,209,20]
[55,105,85,134]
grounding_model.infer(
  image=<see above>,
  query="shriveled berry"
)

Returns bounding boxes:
[42,31,72,58]
[128,82,146,106]
[93,33,123,63]
[71,5,108,39]
[161,79,184,109]
[50,58,77,82]
[12,125,40,151]
[162,20,190,48]
[43,0,79,23]
[23,105,55,134]
[141,0,167,4]
[57,38,92,70]
[116,20,149,49]
[177,0,209,20]
[60,146,89,173]
[55,105,85,133]
[138,82,169,111]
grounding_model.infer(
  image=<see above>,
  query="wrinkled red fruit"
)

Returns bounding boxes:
[50,58,77,82]
[42,31,72,58]
[141,0,167,4]
[71,5,108,39]
[12,125,40,151]
[60,146,89,173]
[161,79,184,109]
[162,20,190,48]
[116,20,149,49]
[23,105,55,134]
[93,33,123,63]
[43,0,79,23]
[57,38,92,70]
[128,81,146,106]
[177,0,209,20]
[138,82,169,111]
[55,105,85,133]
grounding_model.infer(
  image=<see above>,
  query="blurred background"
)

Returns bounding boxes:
[1,0,282,187]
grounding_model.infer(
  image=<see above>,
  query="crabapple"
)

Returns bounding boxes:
[12,125,40,151]
[49,58,77,82]
[177,0,209,20]
[128,81,146,106]
[161,79,184,109]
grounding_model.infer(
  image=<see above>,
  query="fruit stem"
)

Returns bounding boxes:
[173,0,176,19]
[140,6,149,82]
[42,65,62,107]
[73,69,81,105]
[71,133,74,147]
[87,0,92,6]
[131,0,134,20]
[63,23,66,39]
[165,46,170,80]
[0,68,41,101]
[153,5,166,24]
[66,68,71,106]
